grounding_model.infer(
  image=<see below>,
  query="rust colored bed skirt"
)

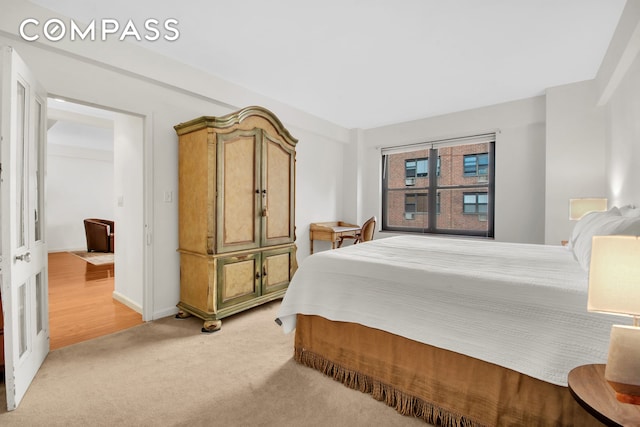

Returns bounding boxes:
[294,314,599,427]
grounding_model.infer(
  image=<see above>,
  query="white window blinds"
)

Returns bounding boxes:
[381,133,496,156]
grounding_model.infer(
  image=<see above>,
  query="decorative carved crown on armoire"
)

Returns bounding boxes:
[174,106,297,332]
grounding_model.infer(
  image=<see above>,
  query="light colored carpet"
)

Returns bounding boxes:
[0,301,429,426]
[69,250,114,265]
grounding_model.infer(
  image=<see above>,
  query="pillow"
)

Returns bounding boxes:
[572,215,640,271]
[569,207,620,248]
[620,205,640,217]
[619,204,634,214]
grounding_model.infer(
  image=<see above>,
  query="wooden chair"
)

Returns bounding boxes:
[338,216,377,248]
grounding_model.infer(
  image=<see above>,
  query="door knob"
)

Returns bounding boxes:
[15,252,31,263]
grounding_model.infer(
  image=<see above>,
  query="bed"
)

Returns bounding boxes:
[276,207,640,426]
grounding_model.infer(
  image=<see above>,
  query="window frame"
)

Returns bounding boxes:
[463,192,488,215]
[405,158,429,178]
[463,153,489,177]
[404,193,429,214]
[381,135,495,238]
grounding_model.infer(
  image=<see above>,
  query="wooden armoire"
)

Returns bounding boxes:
[174,106,297,332]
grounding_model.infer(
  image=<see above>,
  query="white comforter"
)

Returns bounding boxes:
[277,235,618,386]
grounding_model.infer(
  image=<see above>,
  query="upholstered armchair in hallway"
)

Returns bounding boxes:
[84,219,115,253]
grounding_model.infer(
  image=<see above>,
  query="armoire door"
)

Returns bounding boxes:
[216,253,260,309]
[261,133,295,247]
[216,129,261,253]
[261,247,294,295]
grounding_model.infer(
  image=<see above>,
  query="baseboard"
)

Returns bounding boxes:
[112,291,143,314]
[110,294,179,320]
[153,306,180,320]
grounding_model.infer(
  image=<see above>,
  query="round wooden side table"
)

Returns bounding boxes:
[568,364,640,427]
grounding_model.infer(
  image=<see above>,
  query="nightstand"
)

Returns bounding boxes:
[568,364,640,426]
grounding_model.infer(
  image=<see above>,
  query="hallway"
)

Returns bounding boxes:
[48,252,143,350]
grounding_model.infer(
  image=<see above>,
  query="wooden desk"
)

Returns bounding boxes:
[309,221,361,254]
[568,364,640,426]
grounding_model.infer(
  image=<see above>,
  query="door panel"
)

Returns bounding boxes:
[262,134,295,246]
[262,247,293,295]
[0,46,50,411]
[216,253,260,309]
[216,130,261,253]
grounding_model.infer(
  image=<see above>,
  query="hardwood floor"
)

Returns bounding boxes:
[48,252,143,350]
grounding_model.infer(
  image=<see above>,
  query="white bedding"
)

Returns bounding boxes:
[277,235,618,386]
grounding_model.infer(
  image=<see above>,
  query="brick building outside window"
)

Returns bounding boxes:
[382,136,495,237]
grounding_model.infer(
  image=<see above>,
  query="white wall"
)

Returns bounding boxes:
[597,0,640,207]
[113,113,144,312]
[544,80,607,245]
[291,127,346,255]
[46,124,114,252]
[0,0,350,320]
[358,96,547,244]
[605,54,640,207]
[543,0,640,244]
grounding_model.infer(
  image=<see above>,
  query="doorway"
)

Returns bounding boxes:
[46,98,145,349]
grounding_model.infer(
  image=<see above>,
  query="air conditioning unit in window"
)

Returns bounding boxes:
[477,175,488,183]
[405,212,415,220]
[405,178,415,186]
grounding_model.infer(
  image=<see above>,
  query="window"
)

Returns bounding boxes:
[463,192,488,214]
[405,193,428,214]
[405,157,440,179]
[405,158,428,178]
[404,193,440,214]
[404,193,440,220]
[404,193,417,213]
[381,134,495,237]
[463,153,489,176]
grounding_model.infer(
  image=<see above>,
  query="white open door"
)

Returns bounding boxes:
[0,46,49,411]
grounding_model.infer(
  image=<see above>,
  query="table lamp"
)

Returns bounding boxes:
[569,198,608,220]
[588,235,640,404]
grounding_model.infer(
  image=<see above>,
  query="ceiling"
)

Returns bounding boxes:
[30,0,627,129]
[47,99,115,151]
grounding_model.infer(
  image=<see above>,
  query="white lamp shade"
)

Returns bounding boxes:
[569,198,607,220]
[588,235,640,317]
